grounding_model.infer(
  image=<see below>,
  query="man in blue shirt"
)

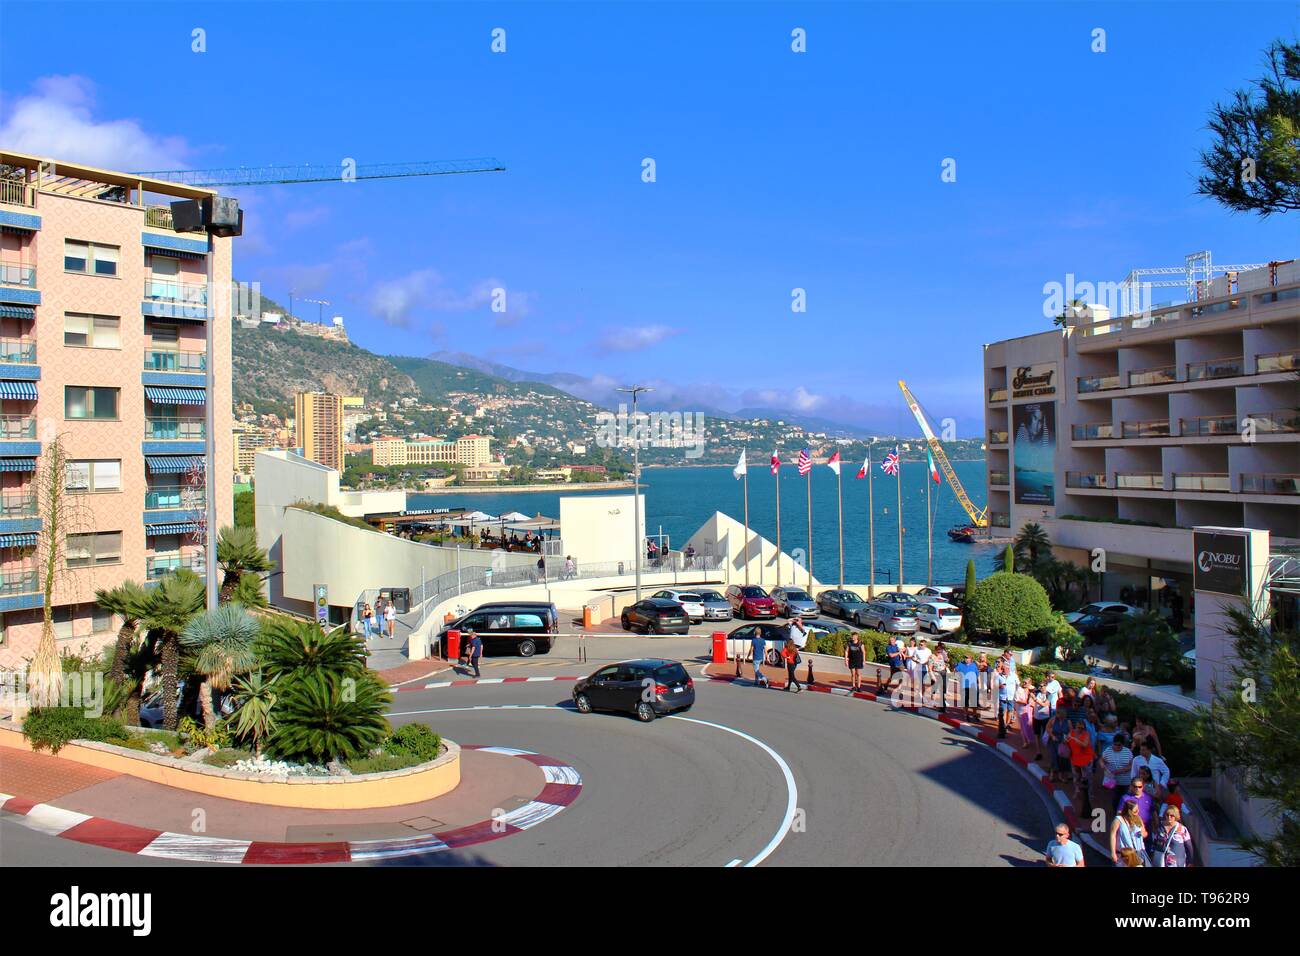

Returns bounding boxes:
[466,630,483,678]
[750,629,768,686]
[955,654,981,718]
[1045,824,1085,866]
[886,635,905,691]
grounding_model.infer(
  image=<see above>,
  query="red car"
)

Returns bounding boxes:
[726,584,776,619]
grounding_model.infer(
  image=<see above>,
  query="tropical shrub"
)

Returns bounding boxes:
[1040,611,1085,662]
[23,708,128,754]
[257,619,367,684]
[965,572,1053,642]
[384,723,442,762]
[347,751,425,774]
[229,670,278,756]
[266,671,392,763]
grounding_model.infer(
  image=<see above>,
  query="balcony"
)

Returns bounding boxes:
[0,566,39,596]
[0,179,35,207]
[1180,414,1237,437]
[989,512,1010,528]
[146,418,206,441]
[1121,419,1171,439]
[1127,365,1177,388]
[1072,422,1115,440]
[1066,471,1108,490]
[987,387,1008,404]
[144,278,208,307]
[0,414,36,441]
[1187,356,1243,382]
[1241,473,1300,496]
[1115,472,1163,490]
[144,484,200,510]
[1172,473,1230,493]
[1078,374,1121,394]
[1250,409,1300,434]
[144,349,207,373]
[147,551,206,580]
[1256,350,1299,375]
[988,471,1009,487]
[0,491,37,518]
[145,205,174,229]
[0,337,36,364]
[0,263,35,288]
[988,429,1008,445]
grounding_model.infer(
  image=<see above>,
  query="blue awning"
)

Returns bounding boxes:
[146,522,201,536]
[146,455,203,474]
[0,381,37,401]
[146,246,206,260]
[0,457,35,472]
[0,532,37,548]
[144,385,205,405]
[0,305,34,320]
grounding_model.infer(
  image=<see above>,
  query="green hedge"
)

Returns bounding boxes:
[383,723,442,762]
[966,572,1053,641]
[22,708,128,755]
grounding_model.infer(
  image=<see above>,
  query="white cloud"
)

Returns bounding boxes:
[596,324,681,353]
[0,75,190,171]
[368,269,443,329]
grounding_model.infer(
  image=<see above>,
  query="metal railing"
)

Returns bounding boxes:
[988,471,1009,486]
[143,278,208,305]
[0,338,36,364]
[1072,422,1115,440]
[1256,350,1299,374]
[0,491,37,517]
[1180,414,1237,437]
[0,263,35,287]
[144,485,194,510]
[987,430,1008,444]
[144,349,207,373]
[145,417,206,440]
[987,387,1008,403]
[0,567,39,595]
[147,551,206,580]
[145,205,174,229]
[0,180,35,207]
[1249,410,1300,434]
[1187,356,1243,382]
[1121,419,1170,439]
[0,414,36,440]
[1128,365,1177,388]
[1172,473,1230,493]
[1115,472,1163,490]
[1078,374,1121,393]
[1066,471,1108,489]
[1241,473,1300,495]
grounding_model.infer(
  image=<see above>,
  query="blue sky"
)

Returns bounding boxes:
[2,1,1296,435]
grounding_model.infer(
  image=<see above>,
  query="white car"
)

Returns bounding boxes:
[1064,601,1139,625]
[915,586,955,602]
[652,589,706,623]
[915,602,963,634]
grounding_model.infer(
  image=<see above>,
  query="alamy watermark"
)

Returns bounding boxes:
[1042,274,1152,320]
[594,404,707,460]
[2,667,105,716]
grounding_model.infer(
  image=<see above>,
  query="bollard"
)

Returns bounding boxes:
[806,657,815,686]
[583,605,594,629]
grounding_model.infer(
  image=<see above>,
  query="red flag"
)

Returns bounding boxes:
[826,450,841,475]
[855,448,871,479]
[770,449,780,475]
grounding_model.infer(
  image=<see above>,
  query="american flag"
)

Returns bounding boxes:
[881,449,901,476]
[797,448,811,475]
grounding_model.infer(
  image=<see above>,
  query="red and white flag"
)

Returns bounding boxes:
[770,449,781,475]
[855,448,871,479]
[797,448,811,475]
[826,450,841,475]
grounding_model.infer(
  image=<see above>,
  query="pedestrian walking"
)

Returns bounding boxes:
[1045,823,1085,867]
[751,627,769,686]
[781,638,802,692]
[1149,805,1193,867]
[845,632,866,692]
[885,634,905,692]
[1042,671,1062,714]
[996,661,1018,738]
[930,642,949,710]
[1017,678,1038,753]
[955,654,980,718]
[361,602,374,639]
[1045,707,1071,782]
[1132,742,1171,795]
[384,600,396,638]
[1102,734,1135,813]
[976,652,991,710]
[466,629,483,678]
[1109,800,1150,867]
[1119,778,1156,830]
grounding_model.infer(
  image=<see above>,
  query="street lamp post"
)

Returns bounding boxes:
[616,385,653,602]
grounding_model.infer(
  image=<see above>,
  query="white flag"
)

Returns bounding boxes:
[733,449,748,479]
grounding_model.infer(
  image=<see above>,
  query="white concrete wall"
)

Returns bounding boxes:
[558,494,644,566]
[684,511,821,589]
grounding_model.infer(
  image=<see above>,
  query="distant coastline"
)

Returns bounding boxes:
[409,480,636,495]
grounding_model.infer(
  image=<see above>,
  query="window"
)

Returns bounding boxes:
[65,386,119,420]
[512,613,544,629]
[67,531,122,568]
[52,604,116,641]
[64,240,119,276]
[65,460,121,493]
[150,324,180,346]
[64,313,121,349]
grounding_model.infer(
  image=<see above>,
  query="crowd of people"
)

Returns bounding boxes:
[358,596,397,641]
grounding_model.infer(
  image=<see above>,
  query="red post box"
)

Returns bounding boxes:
[711,631,727,665]
[446,629,461,662]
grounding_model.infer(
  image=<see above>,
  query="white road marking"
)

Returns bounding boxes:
[726,858,743,867]
[22,804,91,836]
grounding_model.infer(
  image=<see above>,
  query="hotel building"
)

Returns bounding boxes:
[984,259,1299,686]
[0,152,234,668]
[293,391,345,471]
[371,434,492,468]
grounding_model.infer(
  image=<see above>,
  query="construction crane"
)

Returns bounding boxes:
[898,380,988,528]
[129,158,505,188]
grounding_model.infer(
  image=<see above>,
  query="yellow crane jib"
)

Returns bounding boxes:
[897,380,988,528]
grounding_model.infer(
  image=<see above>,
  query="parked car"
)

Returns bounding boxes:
[693,588,733,621]
[652,589,707,622]
[817,589,870,620]
[728,621,831,665]
[1072,612,1124,642]
[1064,602,1139,625]
[875,591,919,606]
[855,602,920,634]
[622,598,691,634]
[915,586,955,602]
[572,659,694,722]
[726,584,776,619]
[769,586,818,618]
[915,601,962,634]
[437,601,559,658]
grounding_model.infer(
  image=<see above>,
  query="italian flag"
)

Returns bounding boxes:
[927,448,941,484]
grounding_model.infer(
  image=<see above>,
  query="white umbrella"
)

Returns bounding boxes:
[499,511,531,522]
[465,511,496,522]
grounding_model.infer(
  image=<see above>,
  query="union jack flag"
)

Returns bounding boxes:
[881,449,901,476]
[797,448,811,475]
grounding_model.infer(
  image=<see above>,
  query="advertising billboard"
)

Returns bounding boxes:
[1010,363,1058,402]
[1012,401,1056,505]
[1192,530,1251,596]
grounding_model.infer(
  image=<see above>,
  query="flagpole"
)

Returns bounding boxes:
[896,448,904,587]
[836,465,844,589]
[743,465,750,587]
[867,448,876,599]
[774,456,781,589]
[926,457,933,586]
[806,464,814,593]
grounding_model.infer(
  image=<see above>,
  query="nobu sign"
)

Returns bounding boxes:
[1192,530,1250,596]
[1011,363,1057,400]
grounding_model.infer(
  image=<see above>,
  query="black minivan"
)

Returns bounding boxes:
[437,601,559,658]
[572,659,695,722]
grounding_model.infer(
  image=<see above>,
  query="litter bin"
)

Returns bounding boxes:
[446,629,461,662]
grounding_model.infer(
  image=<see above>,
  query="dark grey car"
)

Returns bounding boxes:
[817,589,870,620]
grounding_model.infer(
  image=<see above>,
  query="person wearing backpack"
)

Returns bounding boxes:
[781,638,802,692]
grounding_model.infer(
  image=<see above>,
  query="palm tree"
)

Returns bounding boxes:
[1014,522,1052,570]
[180,604,260,731]
[95,581,151,686]
[216,526,272,605]
[142,569,206,730]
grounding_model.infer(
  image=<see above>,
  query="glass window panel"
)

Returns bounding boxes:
[91,388,118,420]
[64,461,90,492]
[92,244,118,276]
[92,316,120,349]
[149,256,179,277]
[64,313,90,346]
[92,461,121,490]
[64,241,88,273]
[65,387,89,419]
[96,532,122,564]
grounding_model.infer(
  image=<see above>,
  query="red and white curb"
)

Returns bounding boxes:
[0,746,581,865]
[396,675,580,693]
[706,672,1107,857]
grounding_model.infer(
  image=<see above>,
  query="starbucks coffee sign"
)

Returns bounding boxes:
[1011,363,1057,401]
[1192,530,1250,596]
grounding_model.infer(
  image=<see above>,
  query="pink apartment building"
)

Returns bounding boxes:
[0,152,234,669]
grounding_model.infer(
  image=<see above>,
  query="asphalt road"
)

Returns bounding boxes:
[2,636,1055,867]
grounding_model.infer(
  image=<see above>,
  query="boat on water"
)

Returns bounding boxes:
[948,525,979,543]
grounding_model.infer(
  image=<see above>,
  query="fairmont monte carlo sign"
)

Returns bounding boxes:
[1011,363,1057,401]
